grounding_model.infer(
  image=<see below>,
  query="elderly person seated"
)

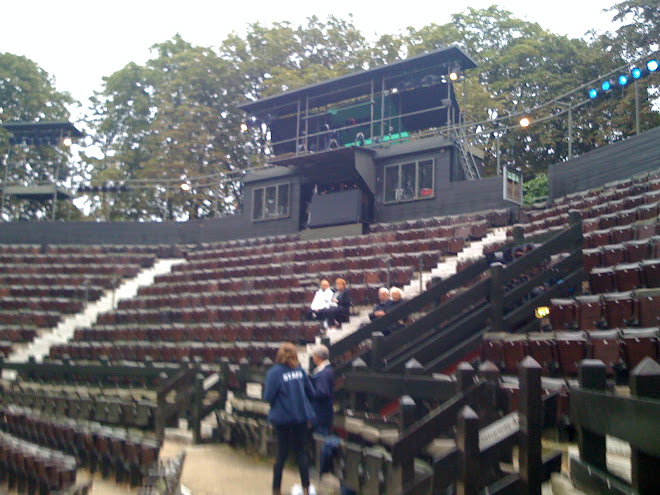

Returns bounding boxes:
[382,287,406,335]
[317,278,351,329]
[306,279,334,321]
[389,287,404,307]
[369,287,392,321]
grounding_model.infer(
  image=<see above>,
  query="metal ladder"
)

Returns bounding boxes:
[452,124,481,181]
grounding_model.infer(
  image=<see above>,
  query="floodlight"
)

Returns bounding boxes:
[180,183,191,191]
[519,117,531,128]
[588,89,598,99]
[601,80,611,91]
[449,71,459,81]
[632,68,642,79]
[618,75,628,86]
[647,59,659,72]
[62,137,73,147]
[240,123,248,132]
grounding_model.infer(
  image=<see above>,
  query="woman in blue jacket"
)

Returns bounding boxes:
[264,342,316,495]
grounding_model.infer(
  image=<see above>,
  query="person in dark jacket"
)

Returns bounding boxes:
[264,342,316,495]
[369,287,393,321]
[310,344,334,436]
[317,277,351,329]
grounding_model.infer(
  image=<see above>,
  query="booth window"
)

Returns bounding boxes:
[384,159,434,203]
[253,183,291,221]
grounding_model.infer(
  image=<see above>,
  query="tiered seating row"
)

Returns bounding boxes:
[74,321,319,344]
[589,259,660,294]
[0,327,38,343]
[0,262,144,277]
[45,243,183,258]
[0,274,131,290]
[96,303,309,326]
[153,266,414,289]
[550,289,660,330]
[482,328,658,376]
[0,253,156,268]
[50,341,279,365]
[1,383,156,430]
[0,285,105,300]
[368,208,509,233]
[0,430,77,494]
[584,236,660,272]
[1,405,160,485]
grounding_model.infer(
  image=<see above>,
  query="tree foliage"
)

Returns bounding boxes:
[0,52,77,221]
[78,7,660,220]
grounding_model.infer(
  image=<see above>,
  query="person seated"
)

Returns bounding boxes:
[369,287,392,321]
[317,278,351,329]
[307,279,334,321]
[383,287,407,334]
[389,287,404,307]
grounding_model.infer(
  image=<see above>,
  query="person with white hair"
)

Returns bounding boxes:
[310,345,334,436]
[369,287,393,321]
[306,279,334,321]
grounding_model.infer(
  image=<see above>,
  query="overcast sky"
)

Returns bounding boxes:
[3,0,620,107]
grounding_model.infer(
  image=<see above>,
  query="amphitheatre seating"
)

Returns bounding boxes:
[0,405,160,486]
[48,210,505,369]
[0,430,78,494]
[486,171,660,379]
[0,245,160,356]
[0,379,158,430]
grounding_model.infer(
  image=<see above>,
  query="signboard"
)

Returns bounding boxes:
[479,412,519,451]
[503,166,523,205]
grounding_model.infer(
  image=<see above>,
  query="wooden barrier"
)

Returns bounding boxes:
[570,357,660,495]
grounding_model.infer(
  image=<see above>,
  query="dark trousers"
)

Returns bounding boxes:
[273,423,310,491]
[317,307,348,326]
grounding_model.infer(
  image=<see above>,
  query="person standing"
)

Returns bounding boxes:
[264,342,316,495]
[310,345,334,436]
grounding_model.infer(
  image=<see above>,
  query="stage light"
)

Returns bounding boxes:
[588,88,598,99]
[632,67,642,79]
[647,59,659,72]
[519,117,531,128]
[180,183,191,191]
[62,137,73,147]
[618,75,629,86]
[240,123,248,132]
[601,80,611,91]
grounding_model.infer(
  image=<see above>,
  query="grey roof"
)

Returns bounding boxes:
[238,46,478,116]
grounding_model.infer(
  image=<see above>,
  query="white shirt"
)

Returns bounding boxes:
[310,288,334,311]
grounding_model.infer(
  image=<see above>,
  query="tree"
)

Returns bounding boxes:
[402,6,656,179]
[86,35,251,221]
[0,52,77,221]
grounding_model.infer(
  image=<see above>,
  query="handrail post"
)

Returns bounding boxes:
[489,263,504,333]
[457,405,480,495]
[519,356,543,495]
[577,360,607,471]
[191,372,204,444]
[370,331,385,372]
[512,225,525,245]
[400,396,417,488]
[629,357,660,495]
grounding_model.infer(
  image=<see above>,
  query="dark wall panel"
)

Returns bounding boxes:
[549,126,660,199]
[373,149,509,223]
